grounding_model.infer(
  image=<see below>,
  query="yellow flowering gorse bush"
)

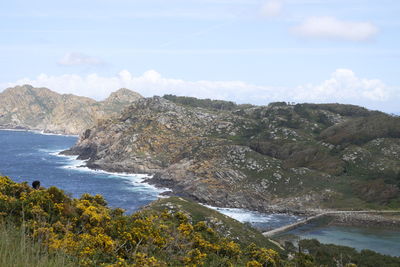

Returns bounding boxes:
[0,176,284,266]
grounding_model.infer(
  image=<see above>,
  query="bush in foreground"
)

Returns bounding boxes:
[0,176,282,266]
[3,176,399,267]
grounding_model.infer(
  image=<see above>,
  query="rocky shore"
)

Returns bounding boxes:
[328,212,400,229]
[62,96,400,215]
[60,152,400,225]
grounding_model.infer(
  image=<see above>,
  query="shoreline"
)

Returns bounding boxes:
[59,149,317,219]
[327,212,400,229]
[265,211,400,238]
[42,147,310,229]
[51,150,170,195]
[4,128,400,233]
[58,152,400,228]
[0,127,79,137]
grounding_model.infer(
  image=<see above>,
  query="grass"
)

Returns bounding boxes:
[0,222,76,267]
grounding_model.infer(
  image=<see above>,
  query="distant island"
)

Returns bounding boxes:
[0,85,142,135]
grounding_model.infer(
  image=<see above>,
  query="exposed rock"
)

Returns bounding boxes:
[0,85,142,135]
[64,96,400,212]
[329,212,400,229]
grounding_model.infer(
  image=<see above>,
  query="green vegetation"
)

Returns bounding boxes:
[2,175,400,266]
[163,94,253,111]
[146,197,281,250]
[298,239,400,267]
[320,115,400,146]
[0,175,285,266]
[234,103,400,209]
[0,222,76,267]
[298,103,381,117]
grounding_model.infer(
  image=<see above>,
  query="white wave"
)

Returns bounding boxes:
[65,164,168,193]
[41,148,170,194]
[0,128,29,132]
[0,128,78,137]
[31,130,78,137]
[203,204,300,224]
[38,148,65,155]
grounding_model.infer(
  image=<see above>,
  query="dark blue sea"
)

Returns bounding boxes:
[0,129,164,214]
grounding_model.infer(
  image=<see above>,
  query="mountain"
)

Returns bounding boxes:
[0,85,142,135]
[64,96,400,212]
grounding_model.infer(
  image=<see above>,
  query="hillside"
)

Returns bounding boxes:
[0,175,285,266]
[2,176,400,266]
[64,96,400,212]
[0,85,142,135]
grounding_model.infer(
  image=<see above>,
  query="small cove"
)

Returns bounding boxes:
[275,219,400,257]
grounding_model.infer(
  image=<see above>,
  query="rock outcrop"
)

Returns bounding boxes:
[0,85,142,135]
[64,96,400,212]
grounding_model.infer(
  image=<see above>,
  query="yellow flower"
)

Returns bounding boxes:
[246,260,263,267]
[178,223,194,236]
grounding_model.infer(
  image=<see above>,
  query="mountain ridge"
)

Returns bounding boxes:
[0,84,142,135]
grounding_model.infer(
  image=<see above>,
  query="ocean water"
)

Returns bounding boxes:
[281,223,400,257]
[0,130,165,214]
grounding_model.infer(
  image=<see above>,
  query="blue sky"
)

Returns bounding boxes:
[1,0,399,113]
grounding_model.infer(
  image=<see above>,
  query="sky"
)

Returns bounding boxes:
[0,0,399,113]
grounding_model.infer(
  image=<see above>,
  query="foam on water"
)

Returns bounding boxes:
[32,130,79,137]
[40,143,172,201]
[0,128,29,132]
[203,204,302,230]
[204,205,272,223]
[1,128,78,137]
[45,149,170,194]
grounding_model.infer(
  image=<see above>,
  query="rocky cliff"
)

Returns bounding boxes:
[64,96,400,212]
[0,85,142,135]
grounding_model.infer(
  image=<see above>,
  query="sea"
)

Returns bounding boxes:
[0,129,399,257]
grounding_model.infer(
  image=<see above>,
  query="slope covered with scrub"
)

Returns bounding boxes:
[64,96,400,212]
[2,176,400,266]
[0,175,285,266]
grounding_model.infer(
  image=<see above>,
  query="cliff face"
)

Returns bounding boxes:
[0,85,142,135]
[64,96,400,212]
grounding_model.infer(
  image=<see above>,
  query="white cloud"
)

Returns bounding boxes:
[261,0,284,17]
[58,52,103,66]
[292,16,379,42]
[294,69,390,102]
[0,69,395,111]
